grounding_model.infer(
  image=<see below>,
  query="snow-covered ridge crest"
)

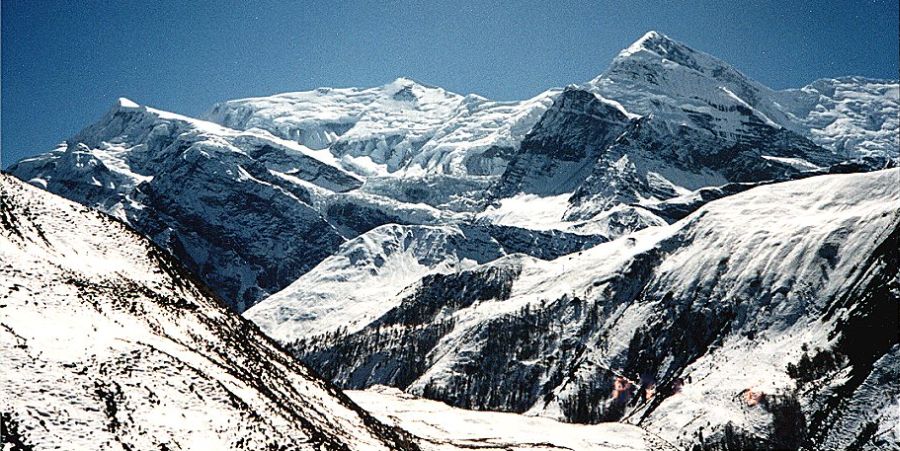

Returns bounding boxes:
[207,78,561,177]
[78,96,354,178]
[208,77,462,147]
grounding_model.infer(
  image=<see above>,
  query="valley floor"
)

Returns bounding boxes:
[349,386,662,450]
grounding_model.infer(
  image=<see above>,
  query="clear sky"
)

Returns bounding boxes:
[2,0,898,167]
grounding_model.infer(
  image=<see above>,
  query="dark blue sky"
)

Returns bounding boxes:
[2,0,898,167]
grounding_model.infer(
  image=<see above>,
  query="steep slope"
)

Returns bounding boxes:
[0,173,417,450]
[283,169,899,449]
[492,87,633,198]
[562,112,838,221]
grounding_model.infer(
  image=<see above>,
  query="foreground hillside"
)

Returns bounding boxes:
[286,169,899,450]
[0,173,417,450]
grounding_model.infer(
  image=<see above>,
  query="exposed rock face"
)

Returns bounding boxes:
[492,87,632,197]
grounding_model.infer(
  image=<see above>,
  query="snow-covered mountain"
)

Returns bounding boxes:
[208,77,559,178]
[7,99,366,312]
[0,173,418,450]
[285,169,899,449]
[4,89,571,312]
[4,29,899,450]
[591,31,899,161]
[8,31,895,316]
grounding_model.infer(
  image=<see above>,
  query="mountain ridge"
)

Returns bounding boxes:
[8,30,897,314]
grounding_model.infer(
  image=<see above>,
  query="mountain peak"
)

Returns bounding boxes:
[617,30,679,59]
[390,76,418,86]
[115,97,141,109]
[106,97,147,117]
[603,30,743,84]
[385,76,433,92]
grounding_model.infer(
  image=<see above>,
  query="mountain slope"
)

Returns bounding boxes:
[284,169,899,449]
[0,173,418,451]
[247,221,607,341]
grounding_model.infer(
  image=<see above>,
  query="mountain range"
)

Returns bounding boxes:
[4,31,898,449]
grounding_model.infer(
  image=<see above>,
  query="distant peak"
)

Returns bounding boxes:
[385,77,422,91]
[618,30,679,59]
[638,30,665,43]
[602,30,738,79]
[116,97,140,109]
[385,76,443,92]
[391,76,417,85]
[386,77,439,102]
